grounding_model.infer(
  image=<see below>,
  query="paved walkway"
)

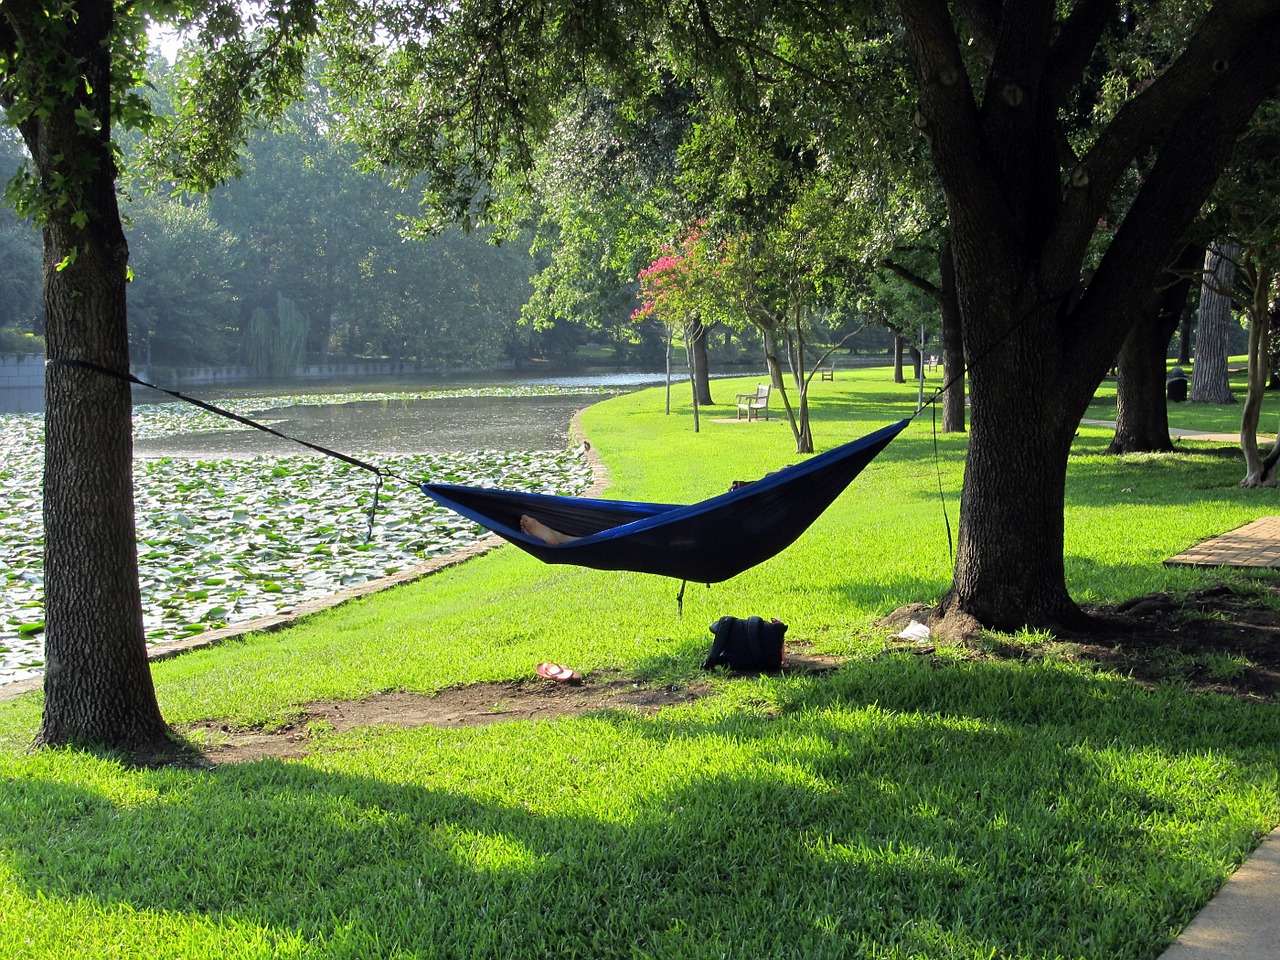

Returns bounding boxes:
[1159,828,1280,959]
[1166,515,1280,569]
[1159,503,1280,954]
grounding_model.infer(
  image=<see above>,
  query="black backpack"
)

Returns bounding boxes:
[702,616,787,672]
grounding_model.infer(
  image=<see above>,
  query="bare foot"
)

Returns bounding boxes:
[520,515,577,545]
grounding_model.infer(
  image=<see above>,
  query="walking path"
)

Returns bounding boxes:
[1166,515,1280,569]
[1158,828,1280,959]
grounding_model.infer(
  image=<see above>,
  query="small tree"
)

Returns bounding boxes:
[634,225,719,429]
[717,184,866,454]
[1201,105,1280,486]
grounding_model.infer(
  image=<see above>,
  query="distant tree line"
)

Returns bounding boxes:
[0,63,570,373]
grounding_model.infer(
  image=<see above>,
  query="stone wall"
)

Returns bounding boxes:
[0,354,44,389]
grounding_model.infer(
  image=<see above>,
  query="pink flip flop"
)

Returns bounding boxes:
[536,662,583,684]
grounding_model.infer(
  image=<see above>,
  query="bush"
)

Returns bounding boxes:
[0,326,43,355]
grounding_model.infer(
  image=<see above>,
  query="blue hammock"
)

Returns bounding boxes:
[421,418,909,583]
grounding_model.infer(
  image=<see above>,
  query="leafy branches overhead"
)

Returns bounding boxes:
[322,0,655,230]
[138,0,321,192]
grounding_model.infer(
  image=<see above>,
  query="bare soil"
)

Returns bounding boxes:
[184,653,843,764]
[180,583,1280,765]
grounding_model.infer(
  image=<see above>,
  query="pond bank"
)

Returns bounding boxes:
[0,388,611,687]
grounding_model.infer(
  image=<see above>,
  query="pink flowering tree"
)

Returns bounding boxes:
[634,224,722,426]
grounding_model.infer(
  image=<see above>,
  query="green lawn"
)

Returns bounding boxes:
[0,369,1277,959]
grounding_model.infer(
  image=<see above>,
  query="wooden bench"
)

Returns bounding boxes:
[819,364,835,381]
[736,384,771,421]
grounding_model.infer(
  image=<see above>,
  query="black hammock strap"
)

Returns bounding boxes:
[45,358,388,539]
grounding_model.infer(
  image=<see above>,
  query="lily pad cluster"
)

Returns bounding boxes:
[1,387,597,685]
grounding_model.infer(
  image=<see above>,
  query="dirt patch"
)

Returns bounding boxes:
[1066,583,1280,700]
[182,580,1280,765]
[185,655,842,764]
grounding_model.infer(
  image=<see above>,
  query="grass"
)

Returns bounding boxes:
[0,367,1278,959]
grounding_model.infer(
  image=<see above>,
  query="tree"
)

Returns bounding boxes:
[893,1,1280,632]
[124,192,240,367]
[321,1,1280,633]
[0,131,42,340]
[0,0,317,753]
[1189,241,1242,404]
[1204,105,1280,484]
[634,224,718,425]
[715,183,870,454]
[1107,245,1200,454]
[519,85,692,357]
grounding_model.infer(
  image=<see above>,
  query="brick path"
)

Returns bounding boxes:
[1165,515,1280,568]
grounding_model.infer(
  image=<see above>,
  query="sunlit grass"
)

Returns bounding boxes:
[0,367,1277,959]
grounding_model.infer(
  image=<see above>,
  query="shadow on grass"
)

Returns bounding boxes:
[2,655,1276,959]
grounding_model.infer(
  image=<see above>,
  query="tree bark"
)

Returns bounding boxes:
[939,240,965,432]
[1239,260,1278,486]
[762,329,785,388]
[1189,241,1240,404]
[896,0,1280,632]
[688,316,713,405]
[1177,310,1193,365]
[8,0,171,751]
[1108,245,1199,454]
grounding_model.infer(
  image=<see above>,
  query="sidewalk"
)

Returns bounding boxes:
[1159,828,1280,958]
[1079,418,1271,445]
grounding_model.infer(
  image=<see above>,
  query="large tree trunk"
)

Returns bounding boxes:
[939,240,966,433]
[940,295,1087,631]
[9,1,170,752]
[1189,241,1241,404]
[897,0,1280,633]
[1108,246,1199,454]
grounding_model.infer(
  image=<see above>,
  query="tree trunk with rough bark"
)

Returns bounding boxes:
[1108,246,1199,454]
[8,0,171,752]
[1190,241,1241,404]
[896,0,1280,633]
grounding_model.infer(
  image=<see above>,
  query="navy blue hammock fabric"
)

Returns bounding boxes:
[420,418,909,583]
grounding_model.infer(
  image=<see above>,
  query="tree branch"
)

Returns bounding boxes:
[1059,0,1280,254]
[950,0,1002,61]
[882,257,941,299]
[1043,0,1115,112]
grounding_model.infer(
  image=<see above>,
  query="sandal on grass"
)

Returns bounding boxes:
[536,662,583,684]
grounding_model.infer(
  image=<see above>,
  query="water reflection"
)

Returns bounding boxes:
[128,370,704,457]
[132,393,606,456]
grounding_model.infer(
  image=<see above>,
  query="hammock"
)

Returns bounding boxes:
[421,418,909,583]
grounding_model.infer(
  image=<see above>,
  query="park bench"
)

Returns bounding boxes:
[820,363,836,381]
[736,384,771,421]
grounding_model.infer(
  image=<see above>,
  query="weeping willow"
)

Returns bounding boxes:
[245,294,310,376]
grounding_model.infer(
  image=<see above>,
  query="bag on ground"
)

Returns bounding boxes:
[702,616,787,671]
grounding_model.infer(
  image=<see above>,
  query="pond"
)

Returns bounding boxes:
[0,372,677,687]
